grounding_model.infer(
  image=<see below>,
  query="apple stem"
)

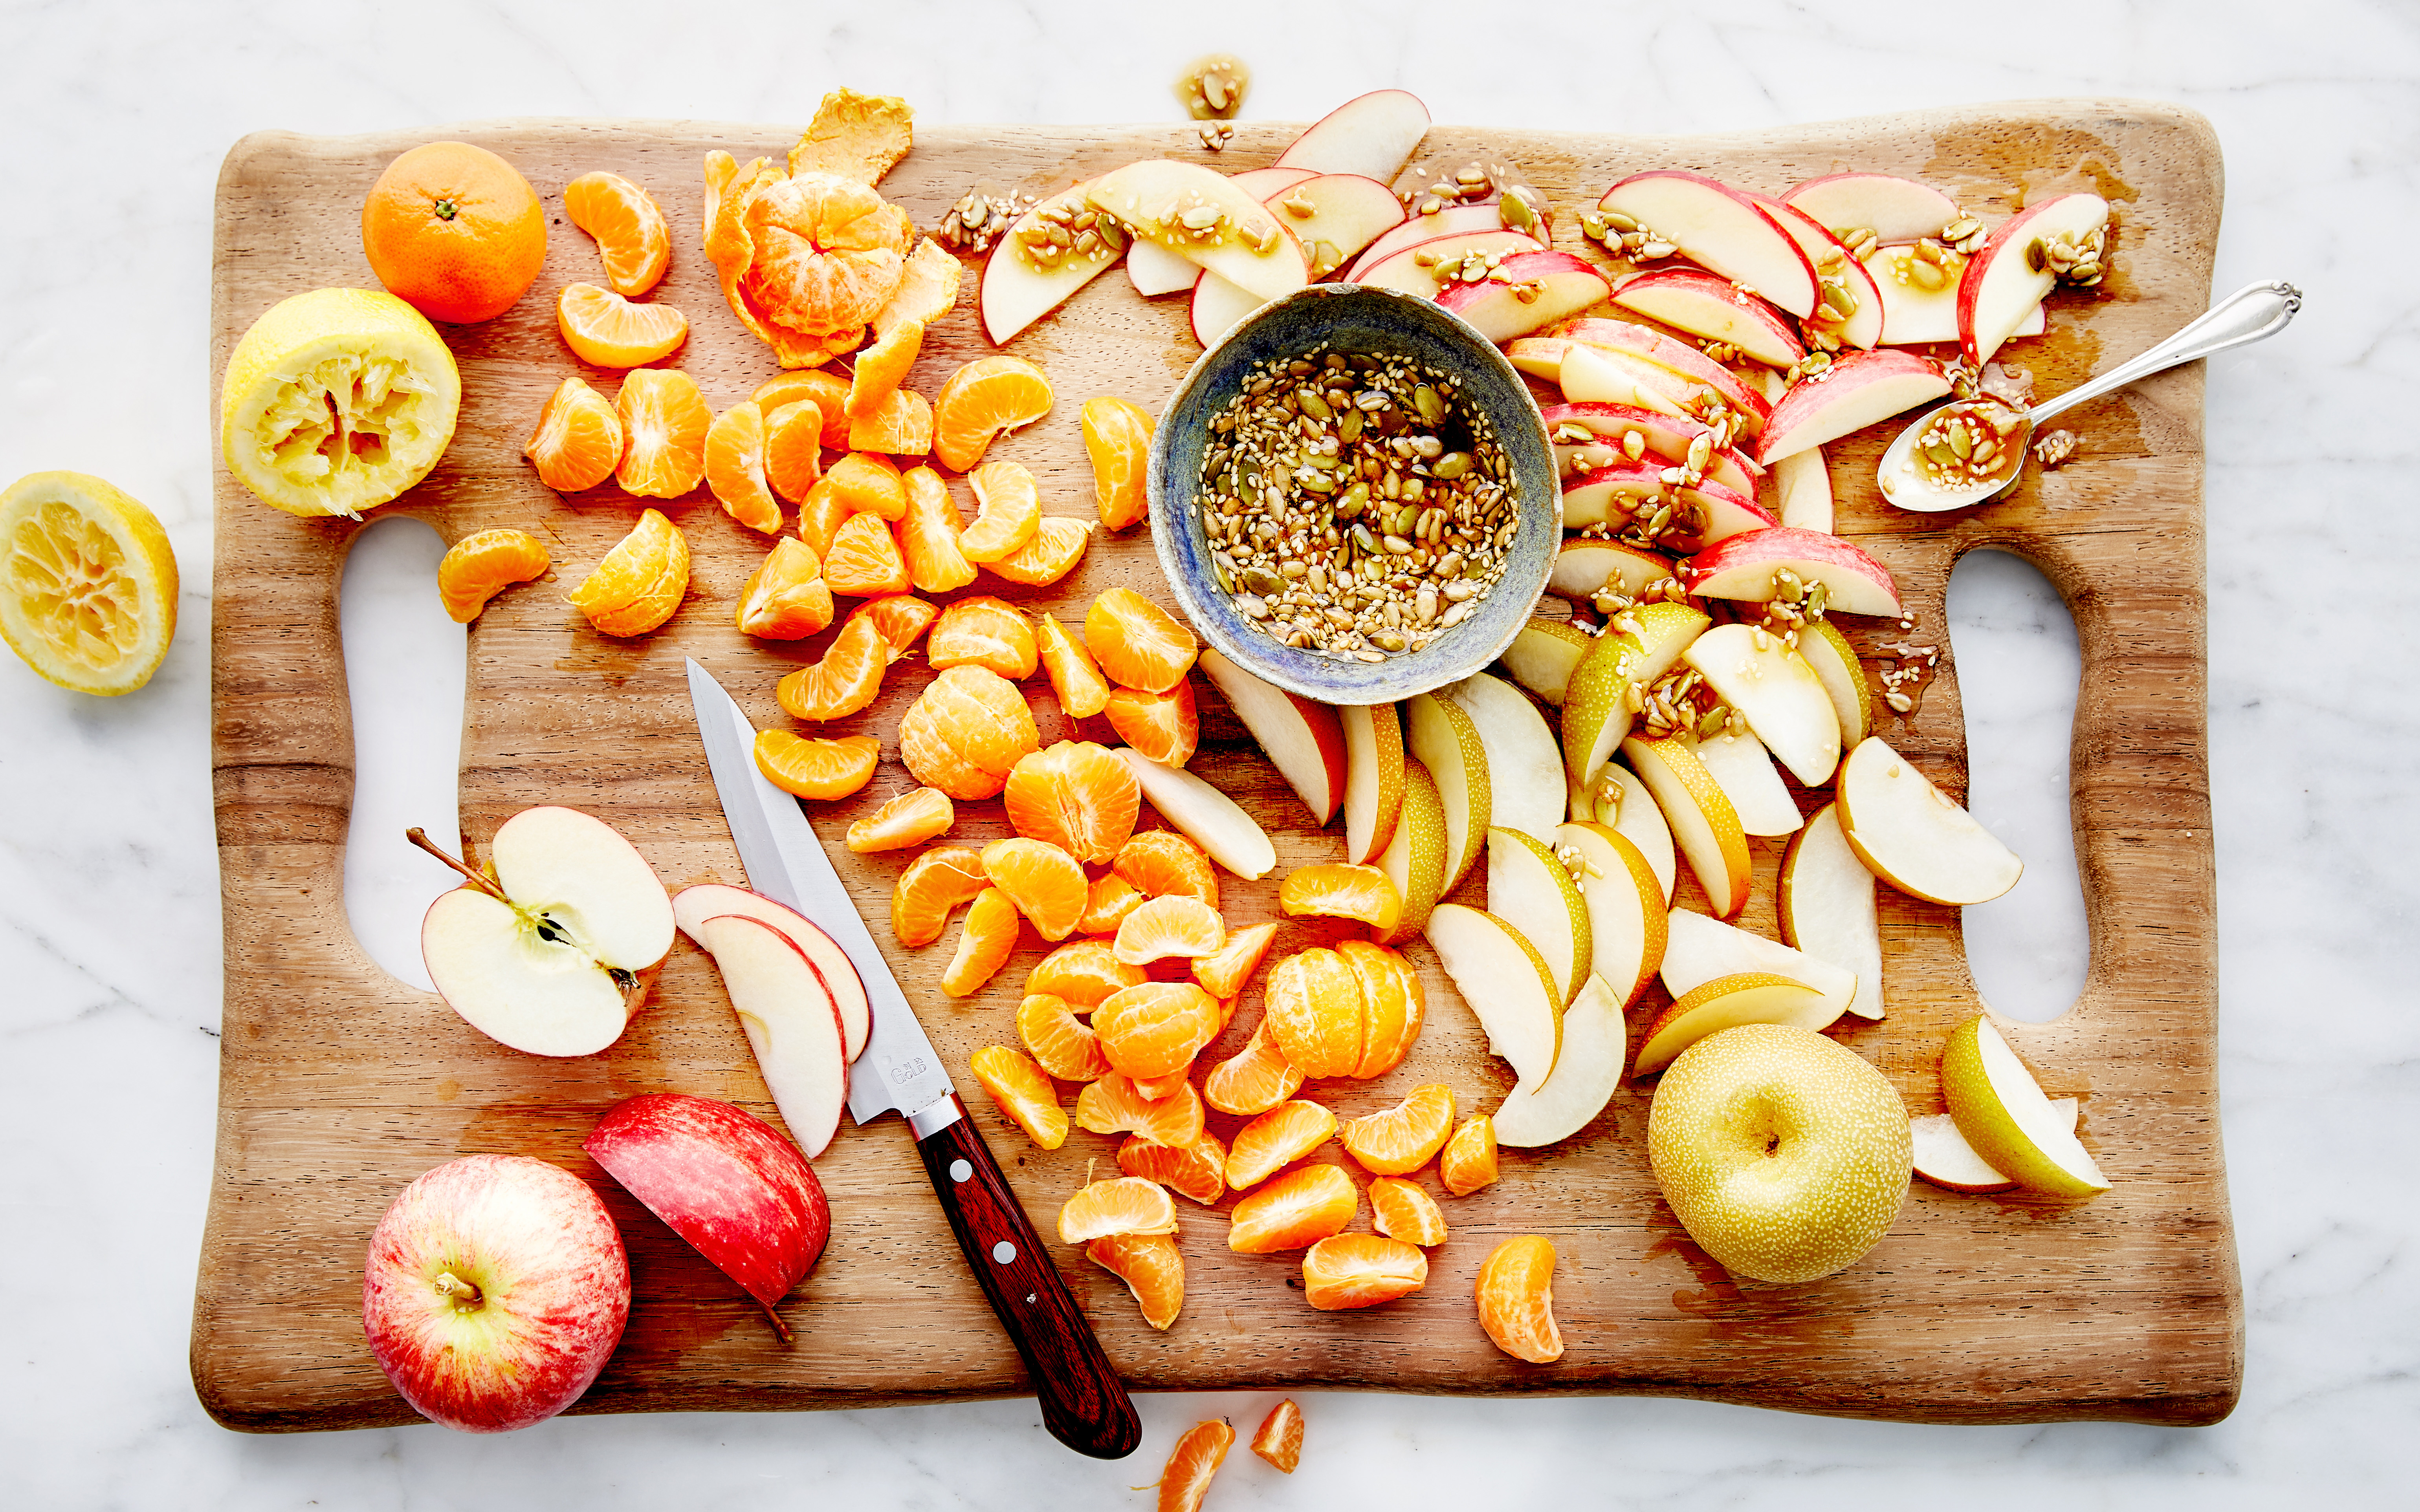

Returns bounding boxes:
[406,827,510,904]
[433,1270,484,1309]
[759,1300,794,1345]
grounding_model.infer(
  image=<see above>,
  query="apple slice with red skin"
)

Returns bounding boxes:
[1129,167,1319,295]
[1596,171,1820,318]
[1747,195,1883,348]
[1274,88,1431,181]
[1434,251,1611,341]
[981,178,1126,345]
[1870,244,2045,346]
[1546,537,1677,603]
[1540,342,1740,432]
[1782,172,1960,245]
[1610,265,1806,368]
[1268,174,1407,278]
[1086,159,1304,301]
[1192,267,1270,347]
[1549,317,1773,430]
[1755,348,1950,467]
[1354,229,1547,298]
[1956,192,2109,364]
[1339,702,1406,864]
[1680,525,1902,619]
[1563,460,1776,545]
[1198,648,1348,824]
[1347,202,1512,280]
[585,1092,830,1343]
[673,884,869,1062]
[693,914,849,1159]
[1769,446,1832,532]
[1540,401,1760,495]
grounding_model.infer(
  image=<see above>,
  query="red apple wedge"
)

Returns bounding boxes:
[1404,688,1491,893]
[1548,317,1773,429]
[1274,88,1432,181]
[1609,265,1806,368]
[1783,172,1960,245]
[1198,647,1348,825]
[1956,191,2108,364]
[673,884,870,1062]
[1563,461,1776,545]
[1348,202,1512,281]
[1192,267,1272,347]
[1540,401,1761,496]
[1750,195,1883,348]
[1268,173,1407,278]
[1755,348,1950,467]
[1340,701,1406,864]
[1435,251,1611,341]
[583,1093,830,1341]
[1121,748,1277,878]
[1086,159,1305,301]
[1769,446,1832,532]
[1680,525,1903,619]
[1355,229,1547,298]
[1597,170,1820,317]
[693,914,849,1158]
[981,178,1126,345]
[1546,537,1680,603]
[1870,243,2047,346]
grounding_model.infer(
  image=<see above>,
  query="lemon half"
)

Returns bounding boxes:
[220,287,461,518]
[0,471,179,695]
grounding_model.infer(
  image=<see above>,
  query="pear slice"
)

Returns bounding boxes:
[1404,690,1490,893]
[1425,902,1564,1085]
[1560,600,1710,789]
[1681,622,1841,787]
[1339,701,1404,864]
[1487,826,1592,1004]
[1621,736,1751,918]
[1446,671,1564,843]
[1835,736,2021,905]
[1794,617,1871,748]
[1493,973,1627,1148]
[1688,729,1802,837]
[1632,972,1832,1076]
[1661,908,1856,1021]
[1554,821,1666,1008]
[1500,617,1594,706]
[1940,1016,2108,1197]
[1375,758,1447,945]
[1593,760,1676,902]
[1916,1096,2081,1192]
[1778,802,1883,1020]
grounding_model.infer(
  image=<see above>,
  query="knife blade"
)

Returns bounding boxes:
[683,659,1139,1461]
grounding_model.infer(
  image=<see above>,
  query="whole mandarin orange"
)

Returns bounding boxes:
[362,141,547,324]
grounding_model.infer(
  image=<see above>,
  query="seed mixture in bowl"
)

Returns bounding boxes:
[1195,346,1519,662]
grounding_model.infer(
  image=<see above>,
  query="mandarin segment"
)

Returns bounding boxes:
[752,729,880,800]
[1302,1234,1429,1311]
[933,355,1054,472]
[891,845,988,947]
[1340,939,1426,1080]
[612,368,710,497]
[1112,894,1226,967]
[1075,1071,1206,1147]
[1080,395,1153,531]
[900,465,977,592]
[1114,829,1219,910]
[845,785,953,852]
[845,592,938,659]
[1439,1114,1502,1197]
[827,451,908,520]
[566,506,688,636]
[763,399,826,503]
[985,515,1094,588]
[1193,921,1280,1000]
[1340,1084,1456,1176]
[1105,681,1199,767]
[1475,1235,1563,1362]
[969,1045,1067,1150]
[959,461,1043,563]
[436,528,550,623]
[1077,874,1147,935]
[1263,948,1365,1081]
[1203,1017,1304,1117]
[927,595,1038,679]
[941,885,1021,997]
[1086,1232,1184,1331]
[1026,940,1146,1012]
[1084,586,1198,693]
[1130,1069,1194,1102]
[1001,740,1140,865]
[753,369,853,448]
[1280,862,1403,935]
[980,836,1089,942]
[1249,1399,1304,1474]
[846,317,922,418]
[1226,1163,1357,1254]
[1226,1100,1338,1191]
[1153,1420,1234,1512]
[557,282,688,368]
[1037,611,1113,718]
[1368,1176,1450,1246]
[1057,1176,1179,1244]
[821,510,910,596]
[898,664,1039,800]
[1119,1130,1228,1206]
[847,387,933,456]
[704,400,783,533]
[563,170,671,297]
[797,475,853,557]
[1018,992,1111,1081]
[523,375,624,491]
[1093,981,1224,1080]
[776,613,889,721]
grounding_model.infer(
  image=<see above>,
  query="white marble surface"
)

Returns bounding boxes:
[5,1,2415,1505]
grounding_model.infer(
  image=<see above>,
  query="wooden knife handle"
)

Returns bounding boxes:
[913,1095,1140,1459]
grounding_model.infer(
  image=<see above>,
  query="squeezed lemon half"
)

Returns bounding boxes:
[0,470,179,695]
[220,287,461,518]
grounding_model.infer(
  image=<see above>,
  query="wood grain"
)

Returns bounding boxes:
[198,100,2240,1433]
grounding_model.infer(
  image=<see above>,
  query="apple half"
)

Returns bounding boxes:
[1499,617,1593,706]
[1488,826,1593,1004]
[1940,1015,2109,1197]
[1777,803,1883,1021]
[1661,907,1857,1023]
[1435,252,1613,342]
[1632,971,1834,1077]
[1198,647,1348,825]
[1782,172,1960,245]
[419,806,675,1059]
[981,178,1125,345]
[1682,621,1842,786]
[1680,525,1903,620]
[1756,348,1951,467]
[1597,170,1820,318]
[1554,820,1666,1007]
[1607,265,1806,369]
[1834,736,2021,905]
[1956,192,2109,364]
[1688,729,1802,837]
[1424,902,1565,1084]
[1492,973,1628,1148]
[1121,749,1278,879]
[1445,670,1564,844]
[693,914,849,1158]
[1340,701,1406,865]
[673,883,870,1062]
[1403,688,1491,893]
[1274,88,1432,181]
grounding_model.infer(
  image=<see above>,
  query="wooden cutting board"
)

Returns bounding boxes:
[196,99,2239,1433]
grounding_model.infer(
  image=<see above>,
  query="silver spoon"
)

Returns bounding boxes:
[1877,278,2303,512]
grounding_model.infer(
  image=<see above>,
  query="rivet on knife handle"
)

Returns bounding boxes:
[911,1095,1140,1460]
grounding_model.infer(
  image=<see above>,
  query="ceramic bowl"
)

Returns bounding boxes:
[1146,283,1557,705]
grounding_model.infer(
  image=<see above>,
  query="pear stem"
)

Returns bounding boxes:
[407,827,510,904]
[759,1299,794,1345]
[433,1270,484,1309]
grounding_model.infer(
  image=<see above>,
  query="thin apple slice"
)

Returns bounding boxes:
[1749,196,1883,349]
[1834,736,2021,905]
[1608,265,1805,368]
[1355,229,1547,298]
[981,178,1127,345]
[1268,173,1407,278]
[1561,461,1776,546]
[1445,670,1562,843]
[1120,749,1278,879]
[1492,973,1627,1148]
[1688,730,1802,837]
[1548,317,1772,432]
[1554,821,1666,1008]
[1376,758,1448,945]
[1783,173,1960,245]
[1780,802,1883,1021]
[673,884,870,1062]
[1347,202,1510,281]
[1546,538,1680,605]
[1553,341,1689,421]
[1340,702,1406,864]
[1539,401,1761,496]
[1198,647,1347,825]
[1596,760,1676,902]
[1682,622,1841,786]
[1957,192,2108,365]
[1632,971,1836,1076]
[1795,617,1872,747]
[1127,239,1202,297]
[1499,617,1594,705]
[1560,600,1709,789]
[1086,160,1304,302]
[1424,902,1565,1084]
[1621,736,1750,918]
[694,914,848,1157]
[1757,349,1950,467]
[1597,171,1819,318]
[1274,88,1431,181]
[1661,907,1858,1023]
[1404,689,1490,893]
[1769,446,1832,533]
[1488,826,1592,1004]
[1436,252,1612,342]
[1192,268,1269,347]
[1680,525,1903,619]
[1940,1015,2109,1196]
[1910,1112,2016,1193]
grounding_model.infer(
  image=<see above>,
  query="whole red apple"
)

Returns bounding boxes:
[361,1153,630,1432]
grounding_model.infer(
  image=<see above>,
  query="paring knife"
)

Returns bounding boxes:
[684,659,1140,1461]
